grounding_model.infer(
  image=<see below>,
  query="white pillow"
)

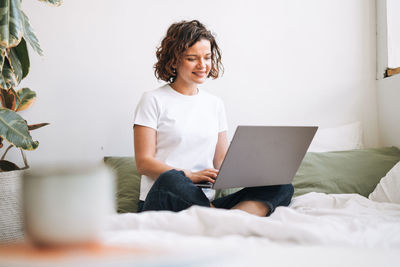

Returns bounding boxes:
[308,121,363,152]
[369,161,400,204]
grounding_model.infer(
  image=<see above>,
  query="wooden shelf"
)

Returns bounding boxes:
[386,67,400,77]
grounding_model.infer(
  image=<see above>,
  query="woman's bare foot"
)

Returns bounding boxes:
[231,201,269,216]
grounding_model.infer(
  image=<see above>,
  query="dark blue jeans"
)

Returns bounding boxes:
[138,169,294,216]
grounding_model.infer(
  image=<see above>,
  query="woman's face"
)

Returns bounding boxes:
[175,39,212,87]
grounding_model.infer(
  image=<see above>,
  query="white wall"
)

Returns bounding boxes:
[377,75,400,147]
[8,0,378,166]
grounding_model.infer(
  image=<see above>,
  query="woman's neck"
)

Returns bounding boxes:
[170,80,198,96]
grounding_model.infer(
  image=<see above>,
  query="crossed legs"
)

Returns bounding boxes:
[141,169,294,217]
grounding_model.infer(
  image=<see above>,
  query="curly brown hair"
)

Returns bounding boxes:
[154,20,223,83]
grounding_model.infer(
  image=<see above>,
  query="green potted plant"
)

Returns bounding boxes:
[0,0,62,243]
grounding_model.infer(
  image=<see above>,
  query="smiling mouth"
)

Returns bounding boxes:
[193,72,207,77]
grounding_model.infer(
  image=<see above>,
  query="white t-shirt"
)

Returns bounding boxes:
[134,84,228,201]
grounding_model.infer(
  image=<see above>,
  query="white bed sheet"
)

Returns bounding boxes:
[101,192,400,266]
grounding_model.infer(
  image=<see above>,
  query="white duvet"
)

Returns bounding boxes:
[101,192,400,266]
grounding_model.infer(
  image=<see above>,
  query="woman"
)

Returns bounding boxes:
[134,20,293,216]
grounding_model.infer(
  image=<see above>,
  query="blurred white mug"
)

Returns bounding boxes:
[22,163,115,246]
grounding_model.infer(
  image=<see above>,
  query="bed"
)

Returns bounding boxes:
[101,122,400,266]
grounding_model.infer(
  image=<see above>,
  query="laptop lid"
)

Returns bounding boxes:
[212,126,317,189]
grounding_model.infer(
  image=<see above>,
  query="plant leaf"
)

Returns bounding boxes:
[0,107,38,150]
[21,10,43,56]
[8,88,18,110]
[12,38,29,79]
[0,46,7,88]
[0,159,20,171]
[38,0,63,7]
[0,59,17,89]
[0,46,5,71]
[0,88,5,107]
[0,0,24,48]
[28,122,49,131]
[7,48,23,84]
[16,87,35,111]
[0,88,18,110]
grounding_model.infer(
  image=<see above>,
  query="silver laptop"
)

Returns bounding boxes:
[196,126,318,189]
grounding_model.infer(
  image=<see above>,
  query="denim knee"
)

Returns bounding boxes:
[143,169,210,212]
[279,184,294,206]
[152,169,191,191]
[159,169,186,183]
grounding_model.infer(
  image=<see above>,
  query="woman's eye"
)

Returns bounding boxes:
[187,58,196,61]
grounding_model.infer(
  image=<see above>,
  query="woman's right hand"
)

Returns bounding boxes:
[184,168,218,184]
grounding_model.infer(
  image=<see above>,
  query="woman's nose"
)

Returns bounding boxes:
[197,59,206,68]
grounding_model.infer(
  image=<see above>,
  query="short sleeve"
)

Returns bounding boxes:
[133,92,158,130]
[218,98,228,132]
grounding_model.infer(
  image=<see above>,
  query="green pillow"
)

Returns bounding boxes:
[293,147,400,197]
[215,188,242,198]
[104,157,140,213]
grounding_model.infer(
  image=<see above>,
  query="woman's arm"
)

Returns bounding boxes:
[213,131,228,170]
[134,125,218,183]
[134,125,174,179]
